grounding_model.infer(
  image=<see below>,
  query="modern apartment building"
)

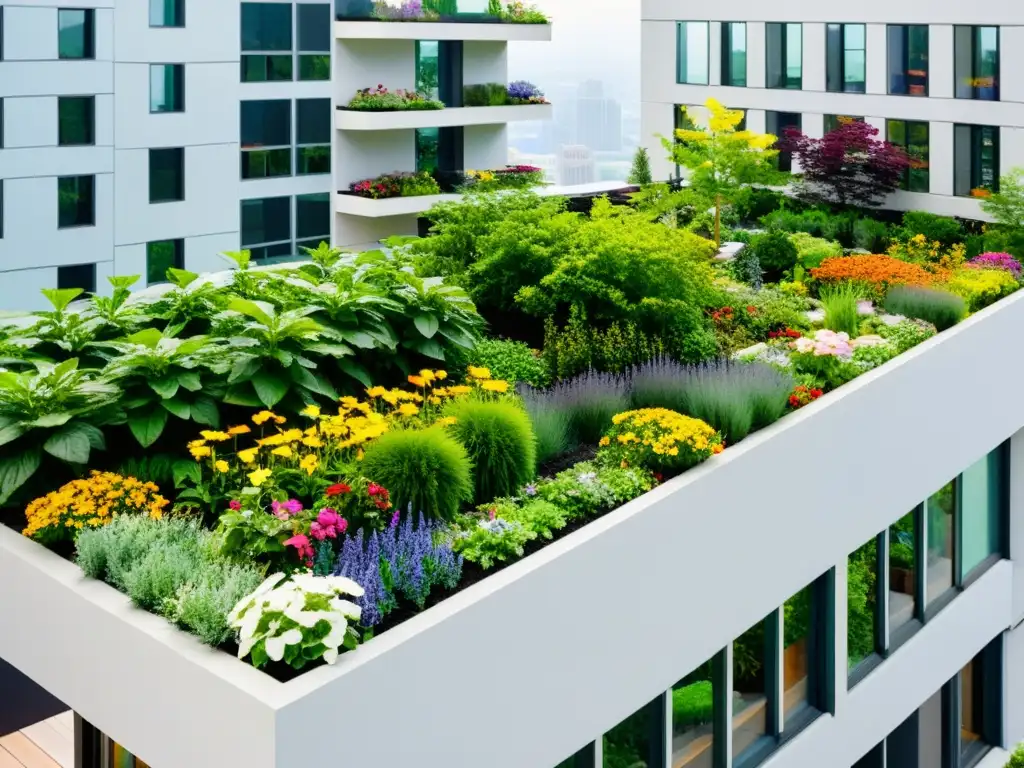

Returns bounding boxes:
[0,0,551,311]
[639,0,1024,222]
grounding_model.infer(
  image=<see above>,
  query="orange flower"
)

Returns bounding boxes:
[810,255,937,299]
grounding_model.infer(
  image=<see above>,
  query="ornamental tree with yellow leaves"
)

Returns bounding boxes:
[661,99,784,245]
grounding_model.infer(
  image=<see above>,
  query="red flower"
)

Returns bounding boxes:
[722,306,734,314]
[228,500,241,511]
[788,395,799,407]
[746,305,756,314]
[786,329,801,338]
[326,483,351,497]
[810,388,823,398]
[367,483,383,497]
[652,472,663,483]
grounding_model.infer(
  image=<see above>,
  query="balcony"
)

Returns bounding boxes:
[334,19,551,41]
[334,103,552,131]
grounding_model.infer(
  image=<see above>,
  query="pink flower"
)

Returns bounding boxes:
[317,508,340,528]
[309,522,329,541]
[337,518,348,534]
[284,534,310,550]
[368,483,383,497]
[228,500,241,511]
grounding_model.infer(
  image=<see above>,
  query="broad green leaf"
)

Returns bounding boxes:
[172,459,202,488]
[338,359,373,389]
[438,325,479,350]
[109,275,140,291]
[149,377,180,399]
[227,298,273,326]
[229,356,262,383]
[413,313,440,339]
[273,349,294,368]
[43,423,92,464]
[223,386,264,407]
[124,328,163,348]
[161,397,191,420]
[341,330,377,349]
[290,366,338,400]
[176,371,202,392]
[405,337,446,360]
[27,412,74,428]
[0,449,41,505]
[190,395,220,427]
[128,408,169,448]
[52,358,80,378]
[41,288,83,312]
[0,422,26,448]
[78,423,106,451]
[167,268,198,288]
[252,371,290,408]
[305,343,353,359]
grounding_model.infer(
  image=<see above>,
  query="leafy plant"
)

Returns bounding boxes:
[347,85,444,111]
[463,82,510,107]
[884,286,965,331]
[444,399,536,505]
[897,211,964,249]
[749,231,799,281]
[852,218,890,252]
[946,267,1019,311]
[452,513,534,569]
[542,309,670,380]
[468,338,550,388]
[360,426,474,521]
[730,245,763,289]
[534,462,618,520]
[820,283,862,336]
[876,318,936,354]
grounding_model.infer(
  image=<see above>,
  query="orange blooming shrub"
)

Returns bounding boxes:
[810,255,940,300]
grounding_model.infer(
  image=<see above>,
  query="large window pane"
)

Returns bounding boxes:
[241,3,292,50]
[925,480,955,605]
[416,127,439,173]
[299,54,329,80]
[888,25,928,96]
[58,96,95,146]
[722,23,746,87]
[150,64,184,112]
[242,149,291,179]
[955,124,1000,198]
[296,192,329,243]
[785,23,802,88]
[732,617,771,761]
[241,196,291,250]
[887,120,929,192]
[783,587,811,722]
[955,26,999,100]
[961,449,1003,579]
[888,511,917,636]
[149,148,185,203]
[241,100,291,147]
[297,98,330,144]
[150,0,184,27]
[848,537,879,673]
[603,698,659,768]
[672,658,716,768]
[57,263,96,293]
[241,54,293,82]
[58,9,94,59]
[677,22,709,85]
[297,4,330,51]
[57,175,95,228]
[146,239,184,285]
[766,23,801,89]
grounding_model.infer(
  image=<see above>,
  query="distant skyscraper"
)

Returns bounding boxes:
[556,145,597,186]
[575,79,623,152]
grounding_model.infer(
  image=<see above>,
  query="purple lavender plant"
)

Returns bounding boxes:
[398,0,423,17]
[335,530,389,626]
[507,80,544,103]
[519,370,629,445]
[968,252,1023,279]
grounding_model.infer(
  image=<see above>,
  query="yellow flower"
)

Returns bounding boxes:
[437,416,458,426]
[237,447,258,464]
[299,454,319,476]
[397,403,420,416]
[252,410,277,425]
[467,366,491,380]
[448,385,472,396]
[301,404,321,419]
[340,396,361,409]
[200,430,230,442]
[302,435,323,448]
[214,460,230,474]
[227,425,251,436]
[599,436,610,447]
[480,379,509,393]
[248,467,271,487]
[187,439,207,450]
[434,370,448,380]
[271,446,293,458]
[407,375,427,388]
[190,445,212,460]
[366,386,387,398]
[418,369,435,383]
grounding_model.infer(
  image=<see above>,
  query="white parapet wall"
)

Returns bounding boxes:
[4,292,1024,767]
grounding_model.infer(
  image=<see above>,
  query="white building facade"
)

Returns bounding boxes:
[639,0,1024,221]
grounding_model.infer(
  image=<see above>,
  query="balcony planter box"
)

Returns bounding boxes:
[334,103,552,131]
[334,20,552,41]
[2,292,1023,768]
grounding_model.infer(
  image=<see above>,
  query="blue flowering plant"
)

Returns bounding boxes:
[506,81,548,105]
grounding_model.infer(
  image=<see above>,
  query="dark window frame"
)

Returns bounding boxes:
[57,8,95,60]
[57,263,96,294]
[240,99,292,180]
[149,0,185,28]
[721,21,747,87]
[824,114,864,135]
[57,95,95,146]
[296,98,331,176]
[886,118,930,193]
[240,196,292,261]
[150,63,185,113]
[57,175,95,229]
[146,239,185,285]
[765,22,802,90]
[954,124,1000,198]
[675,21,710,86]
[149,147,185,204]
[766,111,801,172]
[954,26,999,101]
[826,23,866,93]
[887,24,929,96]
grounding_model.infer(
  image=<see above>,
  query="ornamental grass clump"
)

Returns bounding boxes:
[820,283,862,337]
[599,408,723,474]
[23,471,168,545]
[884,286,965,332]
[529,370,630,446]
[517,386,571,466]
[444,399,536,505]
[629,358,793,443]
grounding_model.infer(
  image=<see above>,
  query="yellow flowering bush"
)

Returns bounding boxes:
[23,472,168,545]
[598,408,723,474]
[945,266,1019,311]
[888,234,966,271]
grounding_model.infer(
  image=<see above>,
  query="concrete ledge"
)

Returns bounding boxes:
[334,103,552,131]
[334,20,552,41]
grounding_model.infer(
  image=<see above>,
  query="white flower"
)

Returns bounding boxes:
[285,602,325,628]
[290,573,336,595]
[326,574,366,598]
[322,647,339,665]
[265,628,304,662]
[252,572,287,597]
[330,598,363,622]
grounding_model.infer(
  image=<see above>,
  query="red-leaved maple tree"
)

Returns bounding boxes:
[778,121,912,207]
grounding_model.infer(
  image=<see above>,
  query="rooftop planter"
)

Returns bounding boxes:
[334,19,552,41]
[335,103,552,130]
[341,85,445,112]
[336,0,548,23]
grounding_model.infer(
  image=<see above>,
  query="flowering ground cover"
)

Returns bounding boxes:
[5,98,1024,682]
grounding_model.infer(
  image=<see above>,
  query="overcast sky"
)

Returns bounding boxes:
[507,0,640,108]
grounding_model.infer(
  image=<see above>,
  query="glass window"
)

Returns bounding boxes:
[824,114,863,134]
[732,615,772,763]
[676,22,709,85]
[888,25,928,96]
[553,747,594,768]
[955,26,999,101]
[603,697,659,768]
[955,638,1002,766]
[58,9,94,60]
[149,148,185,203]
[848,537,880,674]
[954,124,1000,198]
[298,55,329,80]
[241,196,291,260]
[888,510,917,637]
[146,239,184,285]
[241,100,292,179]
[150,0,184,27]
[296,192,330,251]
[826,24,866,93]
[766,23,802,89]
[783,587,813,723]
[296,98,330,145]
[766,111,801,172]
[150,64,184,113]
[960,448,1004,578]
[58,96,95,146]
[57,175,95,228]
[887,120,929,192]
[722,22,746,87]
[416,127,439,173]
[242,55,293,82]
[672,656,718,768]
[297,4,330,51]
[241,3,292,50]
[57,264,96,294]
[416,41,440,101]
[925,480,955,605]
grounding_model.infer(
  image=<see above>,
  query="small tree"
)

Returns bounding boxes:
[661,98,783,246]
[980,167,1024,229]
[779,120,911,207]
[628,147,654,186]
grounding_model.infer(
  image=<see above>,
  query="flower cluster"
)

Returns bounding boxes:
[767,327,802,340]
[460,165,545,191]
[465,365,512,396]
[599,408,723,473]
[788,385,823,409]
[350,171,441,199]
[887,234,966,271]
[228,572,365,669]
[506,81,548,104]
[968,252,1023,280]
[23,472,167,544]
[347,85,444,111]
[811,255,938,299]
[791,329,853,359]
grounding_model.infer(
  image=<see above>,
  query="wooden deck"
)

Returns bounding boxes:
[0,712,72,768]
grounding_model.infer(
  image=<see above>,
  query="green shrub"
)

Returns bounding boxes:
[899,210,963,248]
[519,391,572,466]
[361,426,474,520]
[444,399,536,505]
[734,187,784,222]
[790,232,842,270]
[1006,742,1024,767]
[542,310,670,379]
[730,245,763,289]
[452,513,535,569]
[820,211,857,247]
[876,318,936,353]
[88,516,200,591]
[470,338,550,388]
[124,540,202,611]
[463,82,509,107]
[884,286,966,331]
[852,342,899,372]
[595,465,657,505]
[535,462,618,520]
[509,499,568,540]
[852,218,890,252]
[760,206,831,237]
[820,283,862,336]
[165,560,264,645]
[749,231,799,280]
[672,680,714,728]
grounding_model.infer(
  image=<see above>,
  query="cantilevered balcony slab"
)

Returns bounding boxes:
[334,103,552,131]
[334,20,552,41]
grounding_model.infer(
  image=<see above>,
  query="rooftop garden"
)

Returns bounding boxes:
[5,99,1024,681]
[336,0,548,23]
[346,164,545,198]
[342,81,547,112]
